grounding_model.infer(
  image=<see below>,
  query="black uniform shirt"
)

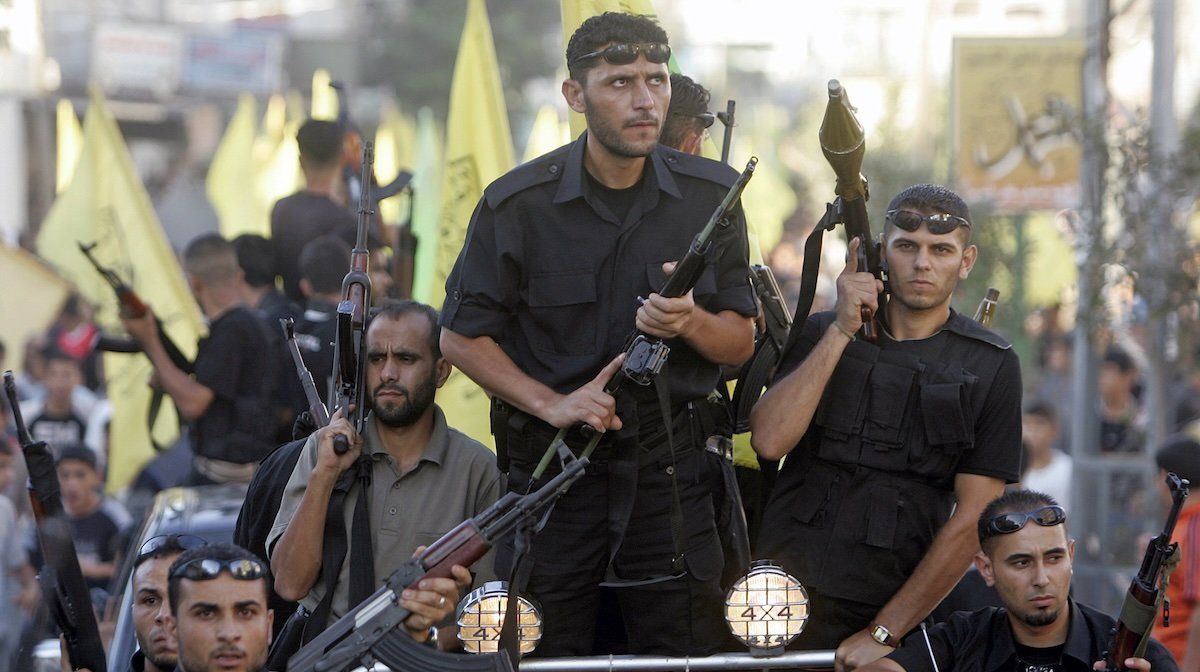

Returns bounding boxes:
[270,191,356,302]
[442,133,756,406]
[193,306,276,463]
[887,600,1178,672]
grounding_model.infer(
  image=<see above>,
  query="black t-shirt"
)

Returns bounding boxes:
[193,306,278,463]
[293,300,338,406]
[585,170,644,224]
[442,135,756,407]
[28,409,86,454]
[270,191,356,302]
[887,601,1178,672]
[1014,641,1065,672]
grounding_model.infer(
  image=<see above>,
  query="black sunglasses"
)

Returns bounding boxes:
[575,42,672,66]
[980,505,1067,541]
[136,534,207,565]
[170,557,267,582]
[886,209,971,235]
[672,111,715,129]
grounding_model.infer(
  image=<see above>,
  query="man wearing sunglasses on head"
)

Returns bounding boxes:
[441,11,756,659]
[751,184,1023,670]
[163,543,274,672]
[127,535,207,672]
[859,489,1177,672]
[662,73,715,156]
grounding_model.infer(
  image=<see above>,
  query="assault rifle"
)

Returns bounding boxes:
[533,157,758,476]
[3,372,107,672]
[78,241,194,374]
[288,447,588,672]
[282,318,331,429]
[731,265,792,434]
[330,142,375,454]
[1105,472,1189,669]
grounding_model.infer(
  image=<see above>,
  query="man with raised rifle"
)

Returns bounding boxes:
[751,184,1022,670]
[269,300,500,648]
[859,489,1176,672]
[440,11,756,657]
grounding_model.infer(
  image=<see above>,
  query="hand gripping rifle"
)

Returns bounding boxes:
[77,241,194,374]
[287,449,589,672]
[1105,472,1189,669]
[330,142,375,454]
[3,372,107,672]
[531,157,758,479]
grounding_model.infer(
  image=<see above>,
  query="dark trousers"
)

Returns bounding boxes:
[497,442,730,657]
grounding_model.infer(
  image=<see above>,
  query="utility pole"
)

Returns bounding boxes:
[1144,0,1179,449]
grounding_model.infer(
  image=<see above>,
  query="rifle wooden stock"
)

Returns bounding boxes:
[1105,472,1188,669]
[4,372,107,672]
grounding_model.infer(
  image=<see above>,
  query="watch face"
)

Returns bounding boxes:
[871,625,892,645]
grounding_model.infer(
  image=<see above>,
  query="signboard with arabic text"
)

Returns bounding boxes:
[952,38,1083,213]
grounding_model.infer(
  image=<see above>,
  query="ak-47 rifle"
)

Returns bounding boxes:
[3,372,107,672]
[783,79,886,358]
[1105,473,1189,669]
[718,99,736,165]
[531,157,759,478]
[282,318,331,429]
[288,447,589,672]
[330,142,375,455]
[731,265,792,434]
[77,241,194,374]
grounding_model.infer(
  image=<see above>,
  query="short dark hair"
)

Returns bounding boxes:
[296,119,344,168]
[566,12,669,82]
[885,184,972,240]
[370,300,441,359]
[299,236,351,295]
[978,490,1064,551]
[1103,346,1137,373]
[1155,435,1200,483]
[41,346,79,367]
[55,443,98,470]
[183,234,239,286]
[167,543,265,615]
[662,74,711,149]
[232,234,276,288]
[133,535,192,571]
[1023,400,1058,425]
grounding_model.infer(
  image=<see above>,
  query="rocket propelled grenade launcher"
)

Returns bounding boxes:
[819,79,884,343]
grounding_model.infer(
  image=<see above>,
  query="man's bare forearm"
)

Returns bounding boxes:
[750,324,852,460]
[141,337,213,421]
[440,329,559,422]
[272,467,339,601]
[682,308,754,367]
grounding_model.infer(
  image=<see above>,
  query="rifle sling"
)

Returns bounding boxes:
[306,455,375,640]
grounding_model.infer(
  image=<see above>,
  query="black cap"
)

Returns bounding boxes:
[1155,434,1200,483]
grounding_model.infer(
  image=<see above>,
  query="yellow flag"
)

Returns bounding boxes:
[522,104,571,163]
[433,0,516,447]
[311,69,338,121]
[36,87,204,493]
[208,94,270,239]
[56,99,83,194]
[410,107,443,304]
[561,0,666,137]
[0,245,71,375]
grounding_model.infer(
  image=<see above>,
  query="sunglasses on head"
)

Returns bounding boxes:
[886,209,971,235]
[136,534,207,565]
[671,111,716,129]
[980,505,1067,541]
[170,557,267,582]
[575,42,672,66]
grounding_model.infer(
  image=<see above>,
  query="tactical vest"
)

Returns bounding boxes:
[758,311,1011,607]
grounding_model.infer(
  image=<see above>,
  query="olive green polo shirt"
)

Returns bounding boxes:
[267,406,502,617]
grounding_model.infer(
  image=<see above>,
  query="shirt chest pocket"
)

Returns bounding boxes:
[526,270,599,355]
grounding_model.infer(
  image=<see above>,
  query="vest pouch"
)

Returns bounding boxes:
[814,344,876,440]
[787,471,834,528]
[859,356,920,471]
[863,484,901,549]
[915,368,978,474]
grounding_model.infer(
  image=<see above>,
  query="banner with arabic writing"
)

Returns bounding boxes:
[952,38,1084,213]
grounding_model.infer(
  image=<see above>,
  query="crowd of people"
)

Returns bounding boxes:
[0,10,1196,672]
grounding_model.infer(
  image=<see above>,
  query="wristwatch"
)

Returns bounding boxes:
[869,622,900,647]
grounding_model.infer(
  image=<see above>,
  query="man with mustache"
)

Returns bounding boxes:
[751,184,1023,670]
[269,300,500,649]
[440,12,756,657]
[859,490,1176,672]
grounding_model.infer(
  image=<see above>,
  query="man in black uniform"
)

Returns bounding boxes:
[860,490,1175,672]
[750,184,1022,670]
[291,235,349,406]
[661,73,715,157]
[440,12,756,657]
[122,234,280,484]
